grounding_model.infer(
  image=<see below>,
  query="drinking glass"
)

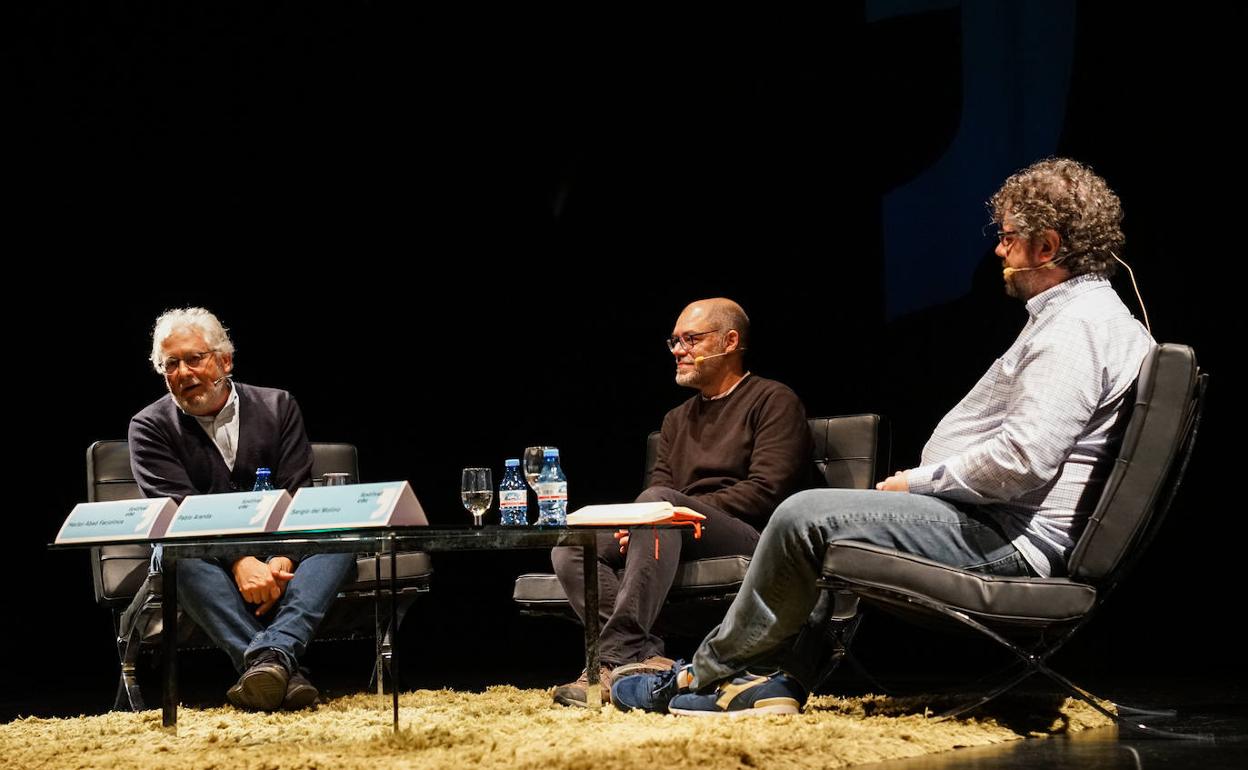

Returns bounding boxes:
[523,446,555,493]
[461,467,493,527]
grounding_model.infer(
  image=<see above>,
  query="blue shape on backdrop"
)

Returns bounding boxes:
[870,0,1076,318]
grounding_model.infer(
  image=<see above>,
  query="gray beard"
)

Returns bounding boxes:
[169,380,229,416]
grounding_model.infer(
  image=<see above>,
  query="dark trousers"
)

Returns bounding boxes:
[551,486,761,666]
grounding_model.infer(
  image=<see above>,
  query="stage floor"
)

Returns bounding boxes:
[5,644,1243,768]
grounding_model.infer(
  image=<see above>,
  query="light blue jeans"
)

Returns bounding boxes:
[153,547,356,672]
[690,489,1035,690]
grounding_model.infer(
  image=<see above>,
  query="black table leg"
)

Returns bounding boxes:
[161,552,178,732]
[374,551,384,696]
[390,535,399,731]
[583,538,601,707]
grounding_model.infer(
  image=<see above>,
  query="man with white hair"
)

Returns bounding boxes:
[129,307,356,711]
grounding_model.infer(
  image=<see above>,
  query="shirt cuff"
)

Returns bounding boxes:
[905,464,939,495]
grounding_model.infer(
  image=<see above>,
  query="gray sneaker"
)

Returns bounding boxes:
[552,665,613,708]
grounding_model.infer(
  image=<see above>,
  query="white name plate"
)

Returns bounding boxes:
[165,490,292,537]
[280,481,428,532]
[56,498,177,544]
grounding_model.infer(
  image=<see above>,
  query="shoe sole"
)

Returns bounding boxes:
[609,695,666,713]
[552,691,611,708]
[553,684,611,709]
[669,698,800,718]
[228,668,287,711]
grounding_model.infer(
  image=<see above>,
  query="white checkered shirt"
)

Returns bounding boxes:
[907,275,1155,576]
[189,382,240,471]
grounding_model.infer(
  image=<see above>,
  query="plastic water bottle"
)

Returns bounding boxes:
[536,448,568,526]
[499,458,529,526]
[253,467,274,491]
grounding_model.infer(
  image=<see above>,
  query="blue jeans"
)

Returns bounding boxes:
[153,547,357,673]
[690,489,1034,690]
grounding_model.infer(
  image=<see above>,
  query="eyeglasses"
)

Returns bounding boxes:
[161,350,217,375]
[666,329,719,352]
[996,230,1028,249]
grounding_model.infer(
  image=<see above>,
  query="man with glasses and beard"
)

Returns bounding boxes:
[549,297,811,707]
[129,307,356,711]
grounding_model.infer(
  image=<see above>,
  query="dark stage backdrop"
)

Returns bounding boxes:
[7,3,1241,717]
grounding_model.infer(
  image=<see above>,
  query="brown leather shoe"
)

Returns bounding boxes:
[610,655,676,679]
[283,667,319,710]
[552,665,613,708]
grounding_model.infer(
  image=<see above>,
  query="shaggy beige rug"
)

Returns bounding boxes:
[0,687,1111,769]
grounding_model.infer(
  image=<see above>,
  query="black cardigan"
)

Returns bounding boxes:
[127,382,313,503]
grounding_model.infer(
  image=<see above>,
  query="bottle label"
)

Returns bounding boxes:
[538,482,568,502]
[500,490,526,509]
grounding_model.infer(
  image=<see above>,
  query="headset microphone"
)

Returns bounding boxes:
[1002,253,1069,279]
[1002,262,1055,278]
[693,349,747,366]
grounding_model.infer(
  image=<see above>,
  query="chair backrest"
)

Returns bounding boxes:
[1067,344,1205,584]
[309,442,361,485]
[87,441,148,605]
[88,440,361,499]
[808,414,890,490]
[85,440,360,604]
[642,414,888,492]
[87,439,140,503]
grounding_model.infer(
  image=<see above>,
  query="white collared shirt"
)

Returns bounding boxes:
[907,275,1154,576]
[704,372,752,401]
[188,384,240,471]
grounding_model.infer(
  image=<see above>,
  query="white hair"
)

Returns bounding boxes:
[149,307,236,373]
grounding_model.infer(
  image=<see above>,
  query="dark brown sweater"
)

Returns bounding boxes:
[648,374,811,530]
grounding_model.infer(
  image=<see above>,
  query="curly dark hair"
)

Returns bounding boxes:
[989,158,1124,278]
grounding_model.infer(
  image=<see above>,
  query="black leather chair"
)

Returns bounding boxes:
[513,415,889,639]
[817,344,1206,736]
[87,440,433,711]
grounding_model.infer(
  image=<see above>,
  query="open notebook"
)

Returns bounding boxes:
[567,502,706,526]
[567,502,705,558]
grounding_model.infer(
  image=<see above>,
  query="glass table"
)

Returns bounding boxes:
[56,525,609,732]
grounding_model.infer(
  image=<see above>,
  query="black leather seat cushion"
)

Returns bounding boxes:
[514,555,751,603]
[823,541,1097,623]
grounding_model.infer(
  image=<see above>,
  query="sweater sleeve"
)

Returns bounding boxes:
[646,409,678,490]
[127,410,200,504]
